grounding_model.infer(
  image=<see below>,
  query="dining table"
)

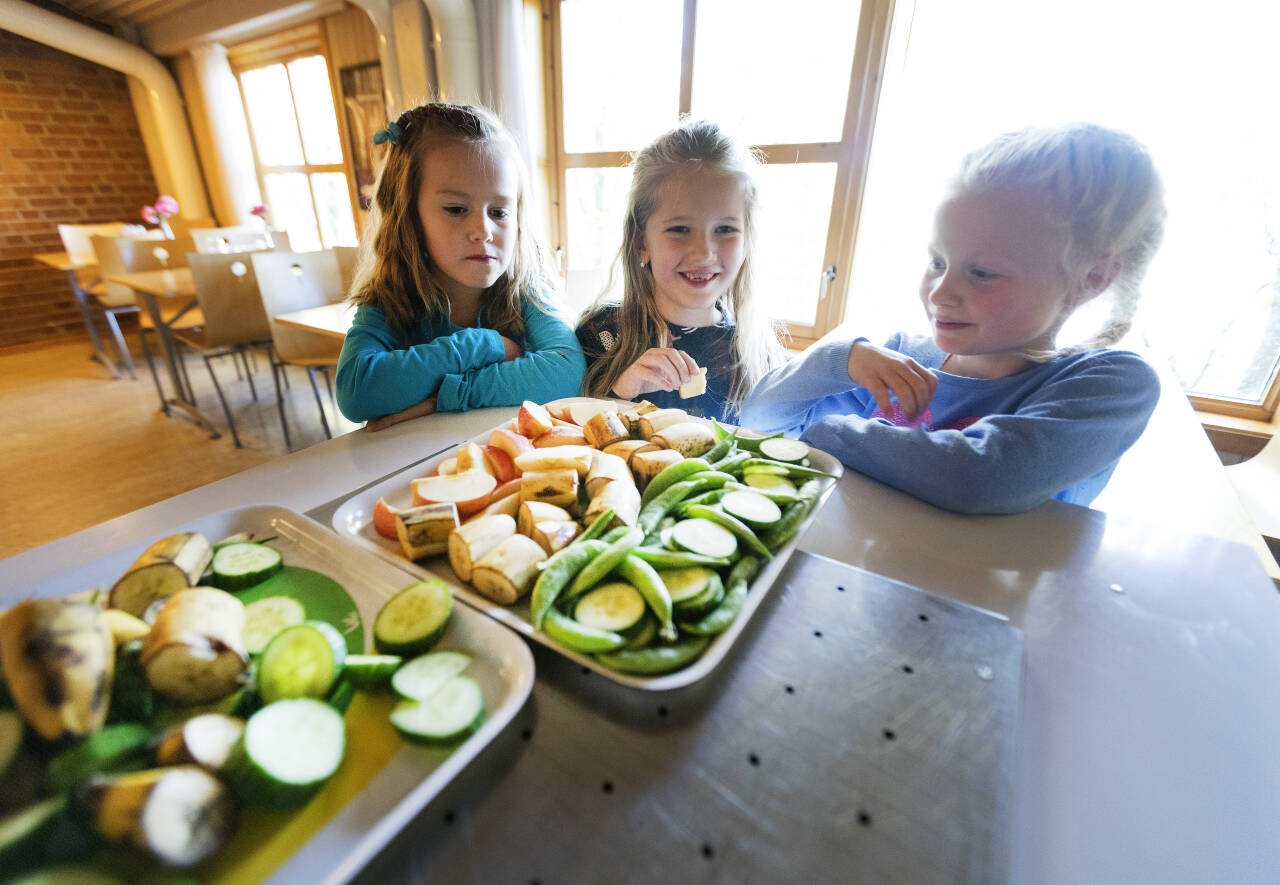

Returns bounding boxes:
[273,302,355,341]
[104,266,220,437]
[33,250,124,378]
[3,388,1278,884]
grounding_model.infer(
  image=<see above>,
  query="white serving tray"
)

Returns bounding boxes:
[3,505,535,885]
[331,398,842,691]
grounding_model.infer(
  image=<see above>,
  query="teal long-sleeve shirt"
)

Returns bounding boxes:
[335,296,586,422]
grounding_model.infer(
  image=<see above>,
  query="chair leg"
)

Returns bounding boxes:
[322,366,338,412]
[176,346,195,404]
[307,366,333,439]
[239,349,259,401]
[271,361,292,450]
[203,354,241,447]
[102,308,136,379]
[137,328,168,415]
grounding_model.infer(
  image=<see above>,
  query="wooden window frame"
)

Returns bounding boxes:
[540,0,896,348]
[228,25,360,247]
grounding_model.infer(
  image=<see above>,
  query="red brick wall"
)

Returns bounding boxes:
[0,30,157,349]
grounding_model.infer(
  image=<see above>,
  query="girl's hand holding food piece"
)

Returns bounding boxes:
[612,347,700,399]
[846,339,938,422]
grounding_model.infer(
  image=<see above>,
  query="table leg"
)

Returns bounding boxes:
[64,269,122,379]
[139,290,221,439]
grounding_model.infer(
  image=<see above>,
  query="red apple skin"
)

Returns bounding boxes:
[532,426,589,447]
[489,427,535,458]
[372,497,400,540]
[482,444,518,481]
[486,477,522,505]
[516,401,555,438]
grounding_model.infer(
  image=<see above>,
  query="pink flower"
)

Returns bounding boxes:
[154,195,179,217]
[141,205,160,224]
[250,204,268,217]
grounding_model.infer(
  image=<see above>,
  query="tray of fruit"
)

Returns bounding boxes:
[0,505,533,884]
[331,398,842,691]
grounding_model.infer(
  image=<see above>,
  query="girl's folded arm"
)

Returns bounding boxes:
[335,308,505,422]
[802,353,1161,514]
[435,302,587,411]
[740,337,877,434]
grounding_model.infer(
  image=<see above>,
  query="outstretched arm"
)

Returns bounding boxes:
[739,337,882,434]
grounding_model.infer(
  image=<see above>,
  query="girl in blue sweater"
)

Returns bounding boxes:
[336,103,584,430]
[740,123,1166,514]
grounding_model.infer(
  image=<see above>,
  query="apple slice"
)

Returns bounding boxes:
[567,400,620,427]
[411,471,497,518]
[435,457,458,477]
[532,426,589,448]
[517,401,555,438]
[372,497,400,540]
[455,442,494,476]
[480,444,518,481]
[489,428,534,459]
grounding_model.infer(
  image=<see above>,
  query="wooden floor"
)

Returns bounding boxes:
[0,336,360,560]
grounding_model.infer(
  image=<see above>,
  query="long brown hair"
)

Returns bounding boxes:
[581,119,785,415]
[348,103,550,343]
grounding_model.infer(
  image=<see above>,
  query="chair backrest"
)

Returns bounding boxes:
[167,216,217,240]
[191,226,275,254]
[58,222,153,266]
[333,245,359,299]
[187,252,273,349]
[91,234,196,306]
[251,250,346,364]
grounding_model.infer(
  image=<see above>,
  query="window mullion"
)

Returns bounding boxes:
[679,0,696,116]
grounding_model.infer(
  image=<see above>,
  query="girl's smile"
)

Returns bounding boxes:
[640,169,746,327]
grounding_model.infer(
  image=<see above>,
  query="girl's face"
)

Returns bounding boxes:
[417,141,519,303]
[640,169,746,327]
[920,187,1075,378]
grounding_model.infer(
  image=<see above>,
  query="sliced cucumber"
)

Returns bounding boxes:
[541,609,627,654]
[742,462,790,477]
[210,542,283,591]
[373,580,453,657]
[242,595,306,654]
[226,698,346,808]
[721,490,782,528]
[390,675,485,745]
[758,437,810,462]
[258,621,347,703]
[342,654,404,688]
[657,567,712,603]
[46,723,152,792]
[574,583,646,633]
[0,709,22,778]
[670,518,738,559]
[0,796,93,874]
[622,613,659,650]
[391,651,471,701]
[673,571,725,618]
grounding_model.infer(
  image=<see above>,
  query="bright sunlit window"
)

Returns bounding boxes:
[849,0,1280,414]
[238,55,358,253]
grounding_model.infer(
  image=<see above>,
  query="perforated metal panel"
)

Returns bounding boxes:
[343,550,1022,885]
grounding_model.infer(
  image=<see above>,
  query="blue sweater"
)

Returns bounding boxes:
[739,333,1160,514]
[336,296,586,422]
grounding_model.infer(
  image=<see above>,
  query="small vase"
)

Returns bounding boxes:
[159,218,174,239]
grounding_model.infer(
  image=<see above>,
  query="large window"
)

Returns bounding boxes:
[234,50,359,253]
[544,0,1280,416]
[546,0,888,345]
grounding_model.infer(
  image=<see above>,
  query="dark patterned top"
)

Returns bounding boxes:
[575,303,737,422]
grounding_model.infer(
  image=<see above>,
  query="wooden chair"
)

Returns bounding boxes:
[251,250,346,449]
[167,216,217,241]
[90,234,201,408]
[1226,434,1280,573]
[191,226,275,254]
[172,252,275,447]
[334,245,359,299]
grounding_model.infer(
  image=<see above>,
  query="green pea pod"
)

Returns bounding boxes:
[630,547,732,569]
[641,457,711,506]
[724,480,799,505]
[702,432,737,465]
[529,539,608,629]
[542,608,626,654]
[637,478,701,535]
[614,554,675,640]
[679,577,749,636]
[709,450,751,476]
[576,509,616,544]
[742,457,839,480]
[676,488,730,514]
[726,553,763,588]
[601,525,632,543]
[567,527,645,597]
[683,504,773,560]
[595,635,711,674]
[714,420,785,452]
[758,482,822,551]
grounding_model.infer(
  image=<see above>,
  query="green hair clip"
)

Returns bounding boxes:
[372,119,403,147]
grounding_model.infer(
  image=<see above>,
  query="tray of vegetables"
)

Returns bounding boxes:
[0,505,534,884]
[332,397,842,690]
